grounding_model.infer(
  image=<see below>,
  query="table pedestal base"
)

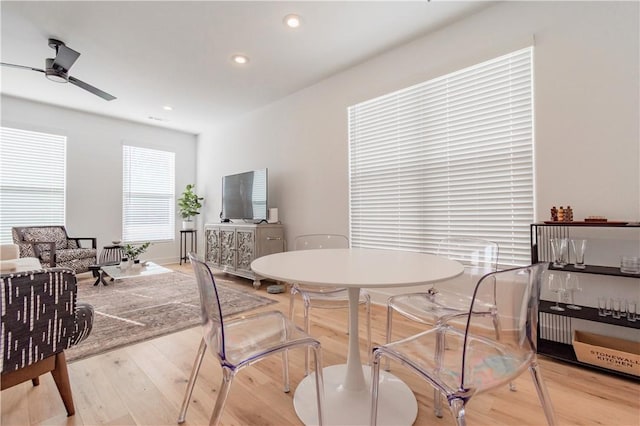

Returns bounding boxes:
[293,364,418,426]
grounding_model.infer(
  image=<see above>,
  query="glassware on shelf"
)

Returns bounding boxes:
[550,238,568,268]
[627,301,637,322]
[571,239,587,269]
[597,297,608,317]
[547,272,566,311]
[564,273,582,310]
[620,256,640,274]
[612,298,622,319]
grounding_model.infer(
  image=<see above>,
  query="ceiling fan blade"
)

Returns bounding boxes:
[1,62,45,73]
[52,44,80,71]
[68,75,116,101]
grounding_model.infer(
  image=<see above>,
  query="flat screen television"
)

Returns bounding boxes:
[221,168,268,222]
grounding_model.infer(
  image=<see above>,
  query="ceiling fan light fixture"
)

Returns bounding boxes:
[163,105,173,111]
[231,54,249,65]
[284,14,301,28]
[45,69,68,83]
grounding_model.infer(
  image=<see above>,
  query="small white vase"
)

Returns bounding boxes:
[182,220,195,230]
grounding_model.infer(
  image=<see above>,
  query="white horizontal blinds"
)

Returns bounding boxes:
[122,145,175,242]
[0,127,66,244]
[251,169,267,214]
[349,47,533,266]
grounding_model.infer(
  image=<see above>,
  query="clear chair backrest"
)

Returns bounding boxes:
[294,234,349,250]
[460,263,546,391]
[189,253,227,360]
[435,238,499,294]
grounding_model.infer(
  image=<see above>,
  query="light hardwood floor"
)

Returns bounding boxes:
[2,263,638,426]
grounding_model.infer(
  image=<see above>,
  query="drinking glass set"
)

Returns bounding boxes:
[597,297,637,322]
[547,272,582,312]
[550,238,586,269]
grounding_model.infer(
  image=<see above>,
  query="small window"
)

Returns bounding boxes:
[122,145,175,242]
[0,126,66,244]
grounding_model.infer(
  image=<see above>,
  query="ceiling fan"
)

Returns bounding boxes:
[1,38,116,101]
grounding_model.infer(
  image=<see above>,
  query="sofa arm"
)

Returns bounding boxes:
[1,268,77,373]
[68,237,97,250]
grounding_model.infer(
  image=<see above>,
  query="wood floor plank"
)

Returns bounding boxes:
[2,263,638,425]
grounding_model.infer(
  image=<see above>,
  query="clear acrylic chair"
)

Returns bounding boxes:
[385,238,504,415]
[290,234,372,375]
[371,263,556,426]
[178,253,325,426]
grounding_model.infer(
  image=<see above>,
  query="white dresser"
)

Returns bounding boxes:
[204,223,285,288]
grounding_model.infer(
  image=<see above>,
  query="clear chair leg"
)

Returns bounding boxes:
[178,338,207,423]
[365,298,372,366]
[384,304,393,371]
[370,350,382,426]
[282,350,290,393]
[433,329,446,418]
[492,313,516,391]
[449,397,467,426]
[209,367,235,426]
[529,362,557,426]
[304,299,311,376]
[312,344,326,426]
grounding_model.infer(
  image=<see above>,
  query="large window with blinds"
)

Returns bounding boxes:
[0,126,66,244]
[122,145,175,242]
[348,47,534,266]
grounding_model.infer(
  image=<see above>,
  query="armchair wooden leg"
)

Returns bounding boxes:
[50,352,75,416]
[32,377,40,386]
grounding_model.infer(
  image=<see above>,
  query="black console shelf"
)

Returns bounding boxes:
[539,300,640,329]
[547,263,640,278]
[531,222,640,380]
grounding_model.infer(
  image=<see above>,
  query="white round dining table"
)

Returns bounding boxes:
[251,248,464,426]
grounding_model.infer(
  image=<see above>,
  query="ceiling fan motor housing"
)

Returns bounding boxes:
[45,58,68,82]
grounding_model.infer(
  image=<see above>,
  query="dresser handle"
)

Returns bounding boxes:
[266,236,283,241]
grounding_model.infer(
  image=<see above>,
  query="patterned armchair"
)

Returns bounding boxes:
[1,267,94,416]
[12,226,97,274]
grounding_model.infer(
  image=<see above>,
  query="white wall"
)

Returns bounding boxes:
[198,1,639,242]
[197,1,639,300]
[1,95,197,266]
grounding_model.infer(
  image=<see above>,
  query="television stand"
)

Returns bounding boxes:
[204,222,285,288]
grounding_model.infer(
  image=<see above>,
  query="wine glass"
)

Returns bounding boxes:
[548,272,566,311]
[564,273,582,310]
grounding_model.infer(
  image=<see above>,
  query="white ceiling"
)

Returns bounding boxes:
[1,1,492,135]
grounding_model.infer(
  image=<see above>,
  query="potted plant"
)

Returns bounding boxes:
[178,184,204,230]
[123,242,150,263]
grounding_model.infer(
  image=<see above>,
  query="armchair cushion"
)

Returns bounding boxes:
[22,227,69,250]
[40,248,97,263]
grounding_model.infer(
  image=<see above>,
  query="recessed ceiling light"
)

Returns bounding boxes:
[232,54,249,65]
[163,105,173,111]
[284,14,301,28]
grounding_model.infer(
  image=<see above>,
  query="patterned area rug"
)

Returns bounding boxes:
[66,270,276,362]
